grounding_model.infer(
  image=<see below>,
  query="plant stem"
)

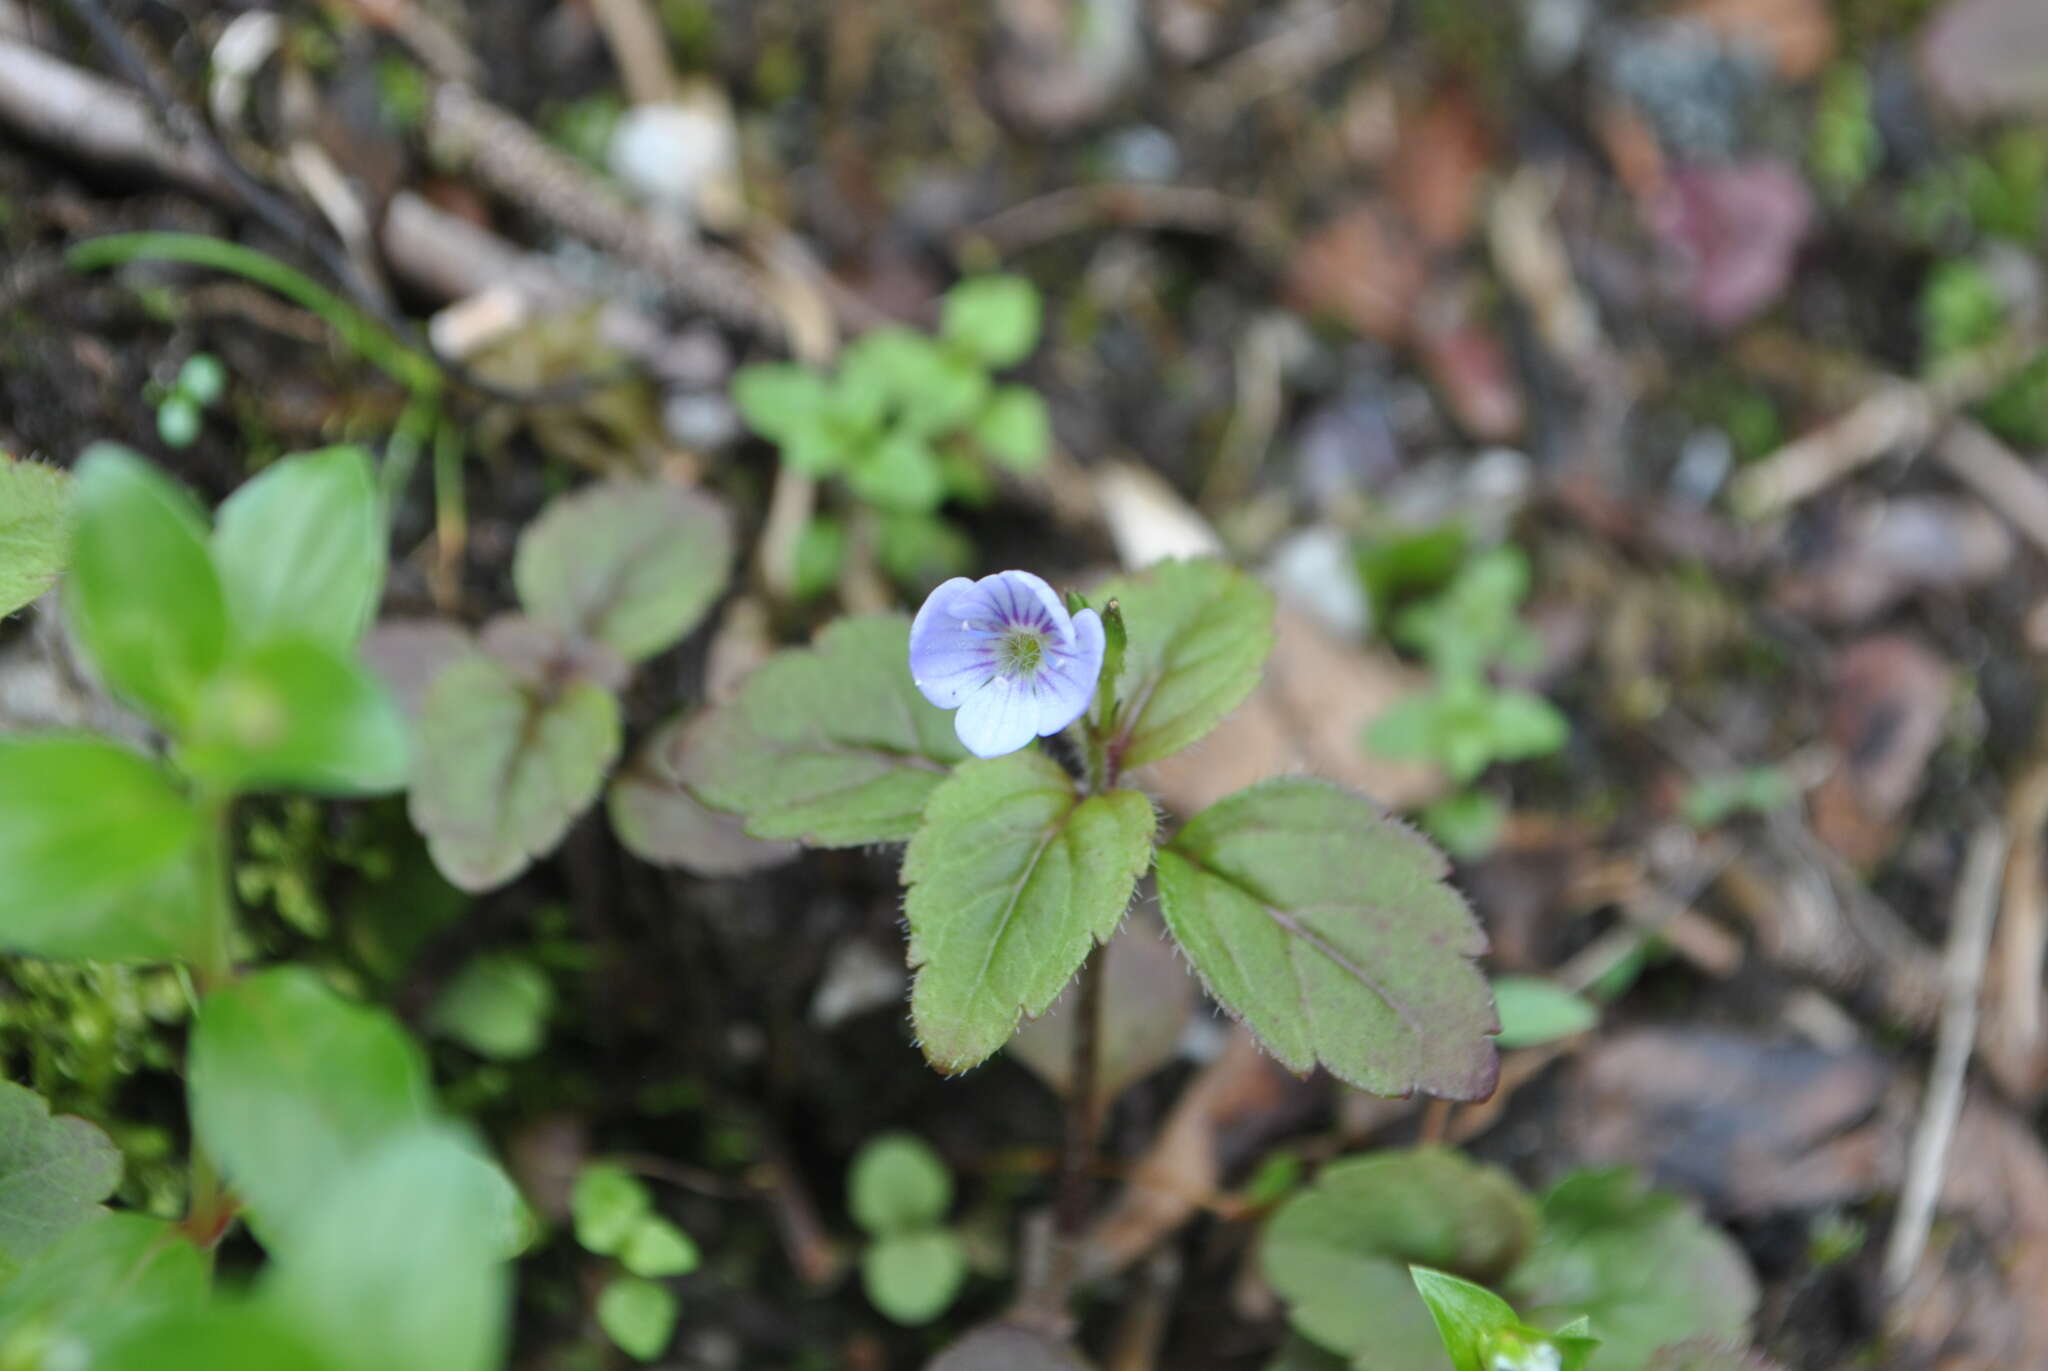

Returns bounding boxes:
[1054,944,1105,1244]
[182,791,237,1253]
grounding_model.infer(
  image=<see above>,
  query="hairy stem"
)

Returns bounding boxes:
[1055,944,1105,1242]
[182,792,237,1253]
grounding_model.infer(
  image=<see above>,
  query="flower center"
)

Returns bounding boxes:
[998,627,1047,677]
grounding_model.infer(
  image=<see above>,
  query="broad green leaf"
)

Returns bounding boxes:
[1157,779,1499,1098]
[1505,1170,1757,1371]
[863,1229,968,1326]
[847,431,944,512]
[94,1300,338,1371]
[619,1214,700,1278]
[608,715,800,875]
[904,752,1156,1073]
[0,1082,121,1275]
[210,447,383,652]
[65,445,228,724]
[180,636,409,795]
[1421,791,1507,861]
[974,385,1051,470]
[942,275,1042,368]
[1413,1271,1598,1371]
[513,480,733,663]
[848,1133,953,1236]
[841,327,989,437]
[0,1213,208,1353]
[1490,976,1598,1049]
[265,1127,513,1371]
[732,363,830,441]
[1094,559,1275,770]
[1410,1268,1523,1371]
[793,512,847,601]
[875,510,974,593]
[0,456,70,617]
[598,1276,677,1361]
[407,655,621,892]
[188,968,435,1245]
[572,1162,651,1256]
[157,393,201,448]
[430,954,553,1060]
[1263,1148,1537,1367]
[685,615,968,845]
[0,735,206,962]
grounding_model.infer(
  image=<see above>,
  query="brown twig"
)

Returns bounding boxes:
[1882,818,2008,1294]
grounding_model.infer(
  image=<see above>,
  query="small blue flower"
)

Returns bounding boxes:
[909,570,1105,759]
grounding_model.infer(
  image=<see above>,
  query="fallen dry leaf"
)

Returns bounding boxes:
[1416,277,1526,442]
[1648,162,1813,332]
[1080,1026,1316,1279]
[1283,199,1427,344]
[1139,600,1443,817]
[1920,0,2048,121]
[1808,634,1954,865]
[1388,85,1494,251]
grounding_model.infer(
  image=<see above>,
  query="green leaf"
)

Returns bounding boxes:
[732,363,830,441]
[94,1300,338,1371]
[904,752,1156,1073]
[793,513,847,601]
[847,430,945,512]
[571,1162,651,1256]
[180,636,410,795]
[430,954,553,1060]
[513,480,733,664]
[1505,1170,1758,1371]
[597,1276,678,1361]
[0,1082,122,1275]
[1420,791,1507,861]
[1490,976,1598,1049]
[848,1132,953,1236]
[942,275,1042,368]
[685,614,968,845]
[1485,690,1568,759]
[1093,559,1275,770]
[0,1212,209,1352]
[65,444,228,725]
[188,968,435,1246]
[178,353,227,405]
[1263,1148,1536,1366]
[407,655,621,891]
[1394,548,1535,678]
[974,386,1051,471]
[1410,1267,1523,1371]
[875,510,975,594]
[210,447,384,652]
[0,735,207,962]
[864,1229,968,1326]
[619,1214,700,1278]
[842,327,989,436]
[781,414,852,477]
[607,714,800,875]
[0,455,70,618]
[264,1126,514,1371]
[1156,779,1499,1099]
[157,394,202,448]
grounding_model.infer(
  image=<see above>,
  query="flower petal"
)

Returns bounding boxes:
[953,675,1041,758]
[909,576,994,707]
[1029,607,1104,735]
[991,569,1070,640]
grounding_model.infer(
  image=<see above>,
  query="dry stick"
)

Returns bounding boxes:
[587,0,677,104]
[1732,330,2043,520]
[0,35,228,195]
[1987,753,2048,1098]
[1932,420,2048,559]
[1882,818,2010,1295]
[426,83,785,341]
[1042,945,1107,1314]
